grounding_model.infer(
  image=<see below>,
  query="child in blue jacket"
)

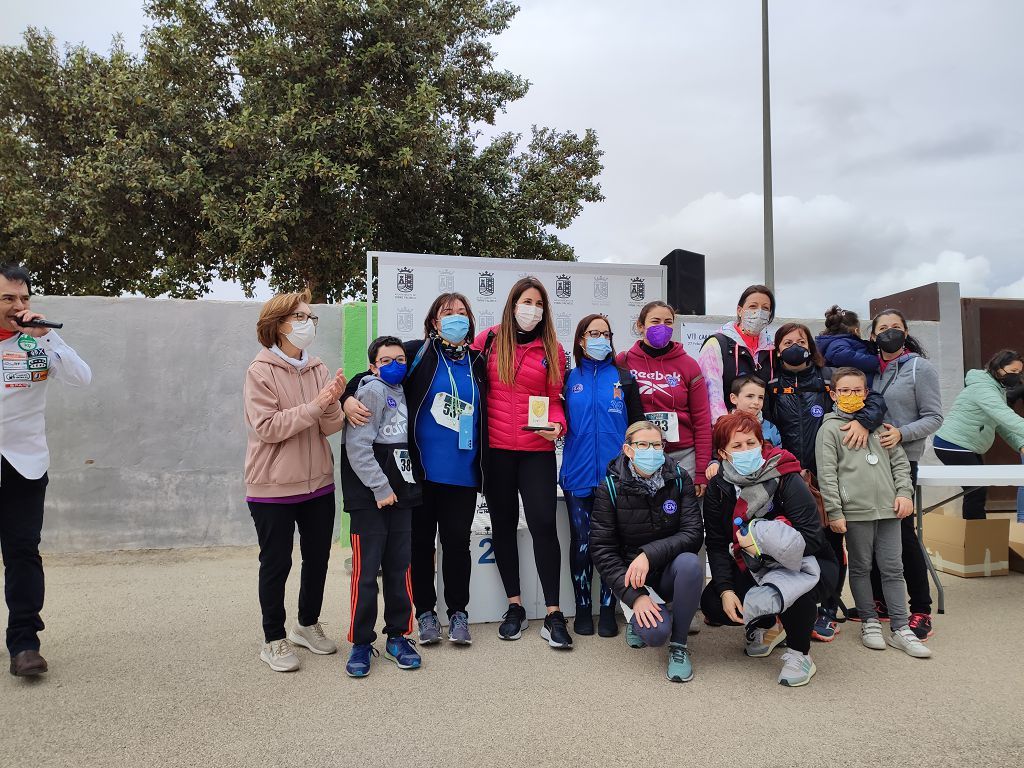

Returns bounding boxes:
[559,314,644,637]
[815,306,879,385]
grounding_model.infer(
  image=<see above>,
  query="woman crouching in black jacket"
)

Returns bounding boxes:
[700,411,838,688]
[591,420,704,683]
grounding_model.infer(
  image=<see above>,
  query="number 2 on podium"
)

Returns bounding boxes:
[478,538,495,564]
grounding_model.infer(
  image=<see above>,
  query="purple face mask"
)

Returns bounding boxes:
[645,324,673,348]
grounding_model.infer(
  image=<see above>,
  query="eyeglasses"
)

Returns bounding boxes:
[629,440,665,451]
[836,388,866,396]
[583,330,613,339]
[376,356,407,366]
[288,312,319,326]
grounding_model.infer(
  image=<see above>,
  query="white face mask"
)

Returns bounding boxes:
[285,319,316,350]
[514,303,544,332]
[740,308,771,335]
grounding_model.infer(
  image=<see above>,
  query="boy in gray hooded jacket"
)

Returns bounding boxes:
[341,336,423,676]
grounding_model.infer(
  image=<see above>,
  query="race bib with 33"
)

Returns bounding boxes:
[430,391,474,432]
[644,411,680,443]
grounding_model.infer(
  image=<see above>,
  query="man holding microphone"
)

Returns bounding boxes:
[0,263,91,677]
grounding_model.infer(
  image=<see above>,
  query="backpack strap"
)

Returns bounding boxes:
[407,340,430,377]
[482,329,496,360]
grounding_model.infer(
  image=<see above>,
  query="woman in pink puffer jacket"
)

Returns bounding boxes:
[473,276,573,650]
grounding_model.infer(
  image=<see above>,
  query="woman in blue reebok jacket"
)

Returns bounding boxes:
[559,313,644,637]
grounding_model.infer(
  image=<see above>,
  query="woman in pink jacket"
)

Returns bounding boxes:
[473,277,572,650]
[243,290,346,673]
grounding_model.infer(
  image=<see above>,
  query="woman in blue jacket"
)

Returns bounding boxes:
[560,314,644,637]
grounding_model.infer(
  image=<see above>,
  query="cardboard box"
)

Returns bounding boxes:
[1009,522,1024,574]
[923,513,1009,578]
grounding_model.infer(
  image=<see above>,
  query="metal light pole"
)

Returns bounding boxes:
[761,0,775,291]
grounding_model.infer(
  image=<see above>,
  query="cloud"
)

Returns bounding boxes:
[864,250,992,299]
[843,126,1023,173]
[994,276,1024,299]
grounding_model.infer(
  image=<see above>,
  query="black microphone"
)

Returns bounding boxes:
[15,318,63,329]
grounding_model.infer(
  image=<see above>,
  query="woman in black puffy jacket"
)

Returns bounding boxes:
[591,421,704,682]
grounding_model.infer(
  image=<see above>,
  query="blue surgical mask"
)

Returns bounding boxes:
[378,361,407,386]
[585,337,612,361]
[730,446,765,475]
[440,314,470,344]
[632,447,665,475]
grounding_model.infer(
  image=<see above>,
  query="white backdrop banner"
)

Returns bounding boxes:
[371,251,667,367]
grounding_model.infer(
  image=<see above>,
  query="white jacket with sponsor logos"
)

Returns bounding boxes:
[1,331,92,480]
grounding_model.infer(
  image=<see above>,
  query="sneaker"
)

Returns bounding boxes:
[540,611,574,649]
[260,638,300,672]
[667,642,694,683]
[447,611,472,645]
[625,619,647,649]
[744,621,787,657]
[345,643,378,677]
[574,610,595,636]
[417,611,442,646]
[497,603,528,641]
[688,614,702,635]
[598,605,619,637]
[888,626,933,659]
[811,608,840,643]
[778,650,816,687]
[861,620,886,651]
[288,622,337,655]
[908,613,934,641]
[848,599,889,623]
[384,636,422,669]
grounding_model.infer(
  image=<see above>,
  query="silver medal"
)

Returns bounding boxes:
[866,453,879,465]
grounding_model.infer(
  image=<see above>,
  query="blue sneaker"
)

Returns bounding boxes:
[625,619,646,649]
[447,611,472,645]
[345,644,378,678]
[384,636,422,669]
[417,611,442,645]
[667,642,693,683]
[812,607,839,643]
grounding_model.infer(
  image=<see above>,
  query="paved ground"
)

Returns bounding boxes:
[3,545,1022,768]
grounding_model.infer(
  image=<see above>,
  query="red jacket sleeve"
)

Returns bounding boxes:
[687,358,713,476]
[548,342,567,432]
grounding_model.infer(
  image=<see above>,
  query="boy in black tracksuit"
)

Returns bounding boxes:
[341,337,422,676]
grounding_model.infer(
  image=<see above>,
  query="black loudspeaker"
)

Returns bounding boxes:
[660,249,706,315]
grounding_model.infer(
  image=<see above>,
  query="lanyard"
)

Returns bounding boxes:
[439,351,476,411]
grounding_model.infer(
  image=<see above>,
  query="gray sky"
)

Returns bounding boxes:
[3,0,1022,317]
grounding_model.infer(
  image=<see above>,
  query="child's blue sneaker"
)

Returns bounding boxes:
[345,644,378,678]
[384,636,421,669]
[812,607,839,643]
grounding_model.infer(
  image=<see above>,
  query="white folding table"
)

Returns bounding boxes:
[915,464,1024,613]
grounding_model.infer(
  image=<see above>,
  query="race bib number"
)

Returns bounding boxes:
[430,391,474,432]
[645,411,680,443]
[393,449,414,483]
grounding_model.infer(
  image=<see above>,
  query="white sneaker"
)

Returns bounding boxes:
[260,639,300,672]
[288,622,337,655]
[861,620,886,651]
[888,626,933,658]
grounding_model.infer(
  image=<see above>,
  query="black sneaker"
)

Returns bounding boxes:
[541,611,574,649]
[497,603,528,640]
[598,604,619,637]
[574,610,595,636]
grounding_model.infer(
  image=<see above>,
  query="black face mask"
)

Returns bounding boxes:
[1000,372,1023,389]
[780,345,811,367]
[876,329,907,354]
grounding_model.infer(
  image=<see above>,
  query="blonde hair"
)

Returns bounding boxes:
[625,420,661,443]
[256,289,311,348]
[495,276,562,387]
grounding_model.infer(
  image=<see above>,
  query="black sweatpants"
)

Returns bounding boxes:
[822,529,847,613]
[411,481,477,618]
[871,461,931,614]
[934,447,988,519]
[700,557,840,655]
[348,505,413,645]
[1,457,47,655]
[248,493,335,643]
[484,449,561,607]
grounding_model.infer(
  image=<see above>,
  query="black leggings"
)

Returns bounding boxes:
[700,557,840,655]
[934,447,987,519]
[410,480,478,617]
[485,449,561,607]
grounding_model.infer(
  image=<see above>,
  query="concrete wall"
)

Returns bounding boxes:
[30,296,345,553]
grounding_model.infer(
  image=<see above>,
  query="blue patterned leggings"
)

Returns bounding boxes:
[564,491,615,609]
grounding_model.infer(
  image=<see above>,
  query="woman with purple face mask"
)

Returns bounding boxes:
[616,301,712,498]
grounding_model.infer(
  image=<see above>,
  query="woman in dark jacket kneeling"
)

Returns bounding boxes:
[591,421,704,683]
[700,411,838,688]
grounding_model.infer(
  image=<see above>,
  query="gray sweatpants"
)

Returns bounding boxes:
[845,518,909,630]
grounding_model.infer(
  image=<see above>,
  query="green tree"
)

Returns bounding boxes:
[1,1,604,300]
